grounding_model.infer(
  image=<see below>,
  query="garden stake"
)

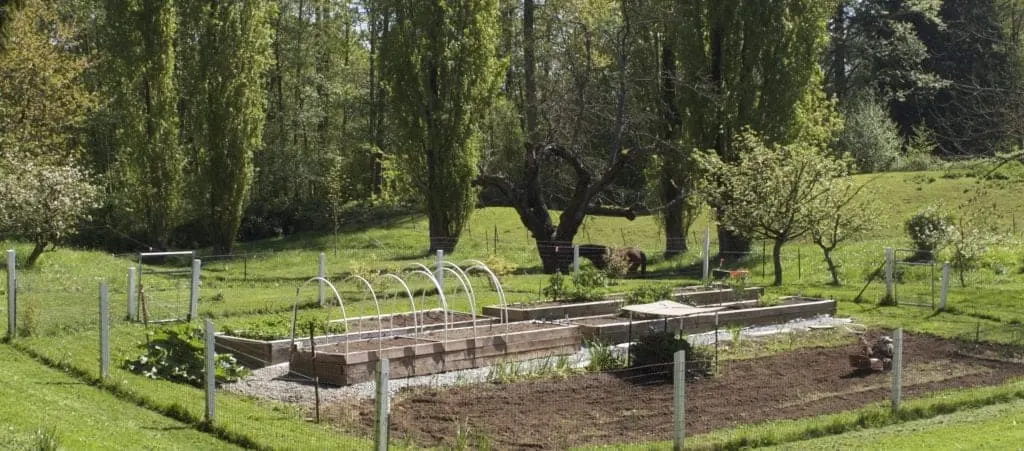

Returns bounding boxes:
[310,323,320,423]
[798,248,802,281]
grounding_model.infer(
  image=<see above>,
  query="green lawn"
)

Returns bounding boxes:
[0,345,239,450]
[769,399,1024,450]
[1,165,1023,449]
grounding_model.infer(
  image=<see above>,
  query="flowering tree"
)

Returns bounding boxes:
[0,158,99,266]
[699,130,850,286]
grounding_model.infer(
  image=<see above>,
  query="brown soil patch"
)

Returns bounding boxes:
[325,333,1024,450]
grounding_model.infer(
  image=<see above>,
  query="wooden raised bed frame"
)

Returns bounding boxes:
[481,285,764,321]
[289,322,581,386]
[573,297,836,344]
[214,310,496,368]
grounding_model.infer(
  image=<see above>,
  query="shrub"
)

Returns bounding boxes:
[900,125,940,171]
[542,268,609,302]
[905,206,952,261]
[125,325,249,387]
[604,249,631,278]
[835,96,902,173]
[570,267,608,300]
[481,254,517,276]
[541,271,568,302]
[626,284,672,305]
[629,331,714,378]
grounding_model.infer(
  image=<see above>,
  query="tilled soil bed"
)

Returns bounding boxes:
[327,333,1024,450]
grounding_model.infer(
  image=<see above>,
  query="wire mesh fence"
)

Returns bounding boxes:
[4,229,1024,449]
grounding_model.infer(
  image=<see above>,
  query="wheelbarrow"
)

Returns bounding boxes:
[849,354,892,372]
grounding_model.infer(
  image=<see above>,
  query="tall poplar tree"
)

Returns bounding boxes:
[380,0,501,253]
[99,0,183,248]
[193,1,274,253]
[676,0,832,257]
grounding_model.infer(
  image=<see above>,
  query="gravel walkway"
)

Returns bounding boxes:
[221,314,855,405]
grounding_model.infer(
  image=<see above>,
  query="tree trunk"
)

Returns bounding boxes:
[537,240,573,274]
[26,241,46,268]
[823,246,840,285]
[659,42,686,258]
[428,218,457,254]
[663,211,687,257]
[772,239,784,286]
[829,3,847,100]
[716,210,751,260]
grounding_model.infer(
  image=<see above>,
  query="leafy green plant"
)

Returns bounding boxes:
[481,254,517,276]
[585,339,625,372]
[757,295,784,307]
[31,426,60,451]
[451,419,492,451]
[541,268,609,302]
[728,324,744,348]
[629,331,713,378]
[626,284,672,305]
[124,325,249,387]
[220,311,346,340]
[541,271,567,302]
[570,267,608,300]
[17,302,38,338]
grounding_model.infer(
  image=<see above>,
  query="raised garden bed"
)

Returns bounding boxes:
[292,319,581,387]
[289,322,581,386]
[573,296,836,344]
[482,297,626,322]
[671,285,764,306]
[481,285,764,322]
[215,309,496,368]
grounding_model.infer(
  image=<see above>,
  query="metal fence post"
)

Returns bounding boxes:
[702,226,710,283]
[6,249,15,339]
[939,262,951,311]
[127,267,137,321]
[891,328,903,412]
[435,250,444,292]
[374,357,390,451]
[673,350,686,451]
[205,318,216,423]
[884,247,895,304]
[189,259,201,321]
[100,282,110,379]
[318,252,326,306]
[572,245,580,276]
